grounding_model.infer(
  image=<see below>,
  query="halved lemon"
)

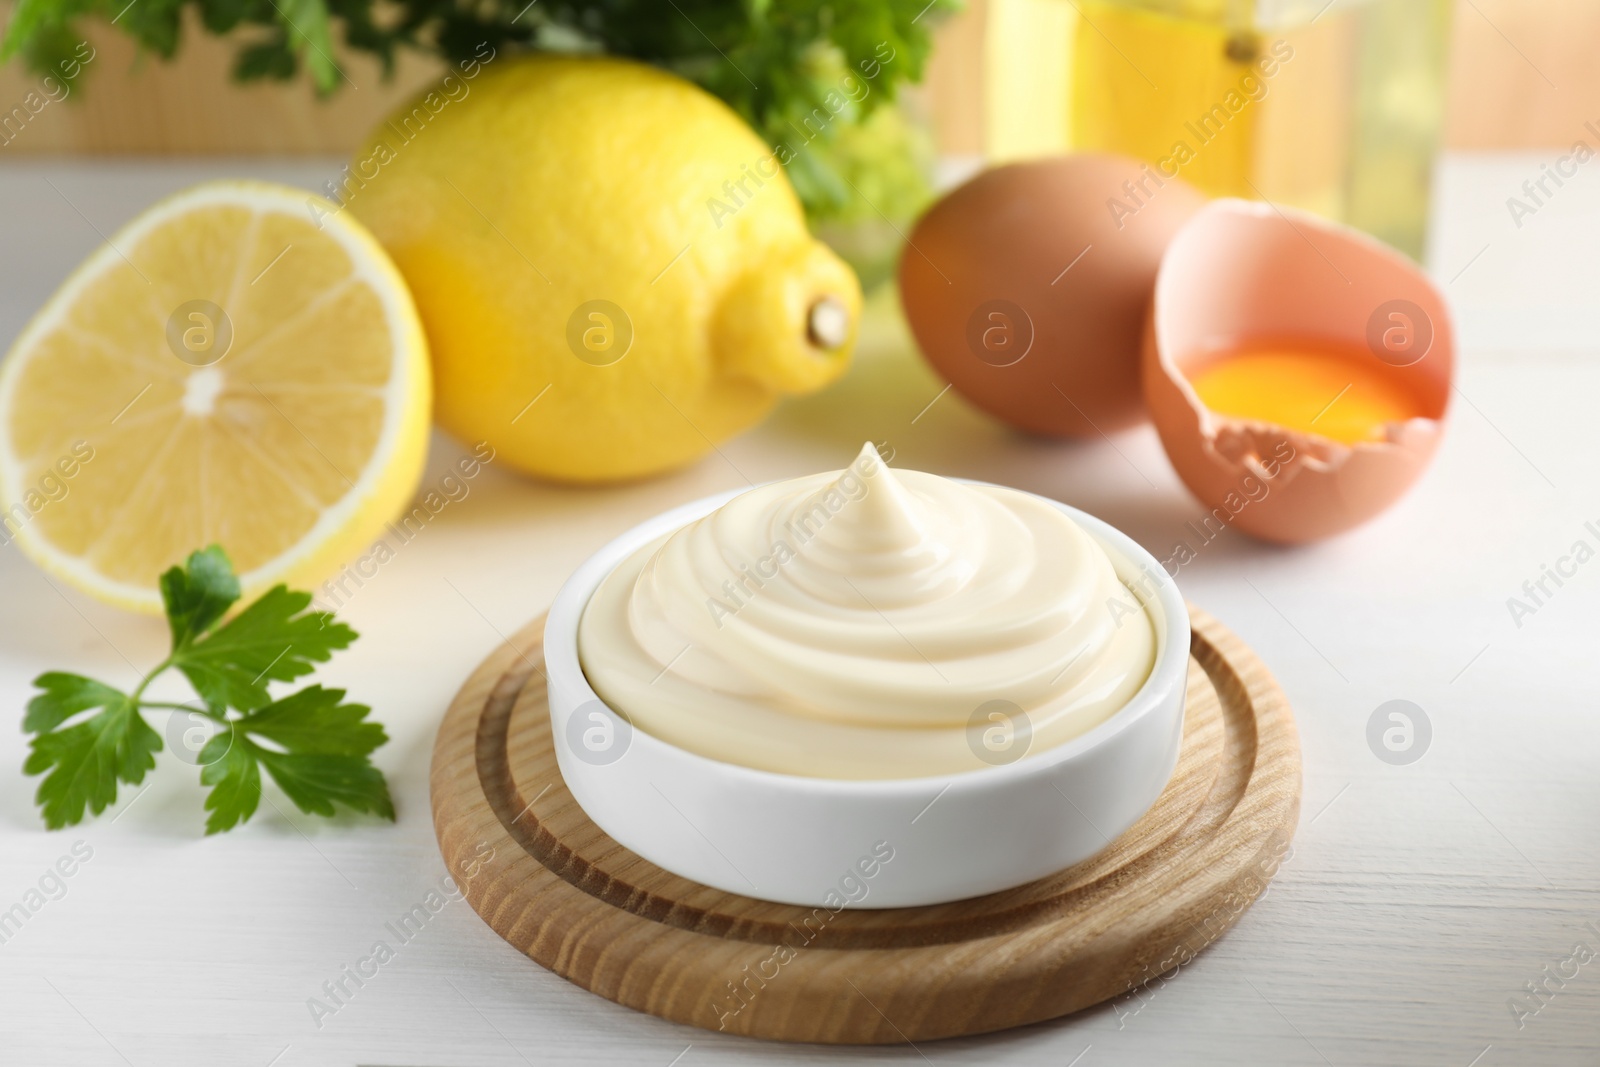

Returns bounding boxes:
[0,180,431,612]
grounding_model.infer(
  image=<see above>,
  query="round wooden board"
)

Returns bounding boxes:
[430,605,1301,1044]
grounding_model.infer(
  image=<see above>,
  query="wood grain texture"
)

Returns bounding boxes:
[429,604,1302,1044]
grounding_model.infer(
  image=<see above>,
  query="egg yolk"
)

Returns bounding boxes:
[1187,344,1427,445]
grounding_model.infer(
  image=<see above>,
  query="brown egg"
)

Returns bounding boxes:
[1144,199,1454,544]
[899,155,1206,437]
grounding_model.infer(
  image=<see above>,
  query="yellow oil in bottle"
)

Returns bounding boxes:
[983,0,1452,260]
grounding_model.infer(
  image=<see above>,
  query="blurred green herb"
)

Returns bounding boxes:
[22,545,393,834]
[0,0,957,222]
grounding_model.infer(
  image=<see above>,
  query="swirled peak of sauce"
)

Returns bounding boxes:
[578,444,1155,778]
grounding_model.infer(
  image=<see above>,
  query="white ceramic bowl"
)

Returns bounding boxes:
[544,484,1190,909]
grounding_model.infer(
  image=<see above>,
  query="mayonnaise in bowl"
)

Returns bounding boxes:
[578,444,1157,778]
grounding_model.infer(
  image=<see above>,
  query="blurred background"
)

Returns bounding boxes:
[0,1,1588,206]
[0,1,1587,156]
[3,0,1594,316]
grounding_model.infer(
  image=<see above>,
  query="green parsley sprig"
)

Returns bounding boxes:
[22,545,394,834]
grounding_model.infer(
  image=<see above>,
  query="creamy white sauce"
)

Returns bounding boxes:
[578,444,1156,778]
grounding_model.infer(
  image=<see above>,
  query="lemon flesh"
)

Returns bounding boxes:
[350,56,862,484]
[0,180,431,612]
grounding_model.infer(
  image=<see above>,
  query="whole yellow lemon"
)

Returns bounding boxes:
[347,54,861,483]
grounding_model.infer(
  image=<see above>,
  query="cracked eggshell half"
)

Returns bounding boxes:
[1143,199,1454,544]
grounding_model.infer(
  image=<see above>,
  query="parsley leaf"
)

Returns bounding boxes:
[274,0,340,94]
[256,748,394,820]
[234,684,387,756]
[21,545,390,834]
[23,686,160,829]
[199,727,261,834]
[160,543,241,648]
[198,686,391,833]
[171,584,357,712]
[24,672,130,734]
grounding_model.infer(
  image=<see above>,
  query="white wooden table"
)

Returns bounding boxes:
[0,155,1596,1067]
